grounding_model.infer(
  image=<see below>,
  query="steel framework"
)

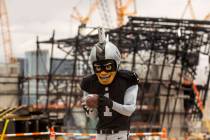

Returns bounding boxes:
[3,16,210,137]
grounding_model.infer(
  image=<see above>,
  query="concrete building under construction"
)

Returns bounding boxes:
[0,16,210,140]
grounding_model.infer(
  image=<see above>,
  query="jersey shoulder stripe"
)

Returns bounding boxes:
[118,70,139,85]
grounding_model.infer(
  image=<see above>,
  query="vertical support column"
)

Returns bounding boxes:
[36,36,40,108]
[49,126,55,140]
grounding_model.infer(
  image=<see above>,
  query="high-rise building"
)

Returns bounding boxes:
[25,50,49,76]
[23,50,49,105]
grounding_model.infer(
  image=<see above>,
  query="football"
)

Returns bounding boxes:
[85,94,99,108]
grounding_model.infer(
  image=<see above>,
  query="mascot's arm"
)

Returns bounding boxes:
[112,85,138,116]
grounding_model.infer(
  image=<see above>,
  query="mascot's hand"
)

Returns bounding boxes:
[98,95,113,108]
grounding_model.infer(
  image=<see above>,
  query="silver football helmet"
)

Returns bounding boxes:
[89,28,121,68]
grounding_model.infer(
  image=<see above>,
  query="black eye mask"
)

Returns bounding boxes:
[93,60,117,73]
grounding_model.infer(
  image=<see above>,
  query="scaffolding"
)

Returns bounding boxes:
[1,16,210,139]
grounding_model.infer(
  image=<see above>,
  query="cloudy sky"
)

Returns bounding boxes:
[1,0,210,62]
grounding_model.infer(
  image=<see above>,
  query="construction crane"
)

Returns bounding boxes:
[0,0,15,63]
[204,13,210,20]
[114,0,137,27]
[71,0,100,26]
[181,0,210,21]
[181,0,196,19]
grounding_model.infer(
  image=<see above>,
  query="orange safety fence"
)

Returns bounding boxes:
[0,132,50,137]
[0,127,167,138]
[50,127,55,140]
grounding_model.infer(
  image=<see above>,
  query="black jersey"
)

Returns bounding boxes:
[80,70,139,130]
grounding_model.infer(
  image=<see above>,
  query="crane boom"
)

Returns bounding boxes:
[204,13,210,20]
[71,0,99,26]
[114,0,136,27]
[0,0,15,63]
[181,0,196,19]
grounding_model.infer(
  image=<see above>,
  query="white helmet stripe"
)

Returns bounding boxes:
[96,43,105,60]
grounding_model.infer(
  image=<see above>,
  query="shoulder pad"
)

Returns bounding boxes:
[118,70,139,85]
[80,74,96,91]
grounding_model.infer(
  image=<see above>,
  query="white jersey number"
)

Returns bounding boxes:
[103,93,112,116]
[104,106,112,116]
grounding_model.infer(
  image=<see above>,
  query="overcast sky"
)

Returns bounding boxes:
[1,0,210,62]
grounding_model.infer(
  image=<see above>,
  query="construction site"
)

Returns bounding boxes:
[0,0,210,140]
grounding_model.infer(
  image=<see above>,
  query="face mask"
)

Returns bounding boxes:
[93,60,117,85]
